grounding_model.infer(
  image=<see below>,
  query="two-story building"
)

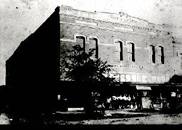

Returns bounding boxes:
[59,5,182,110]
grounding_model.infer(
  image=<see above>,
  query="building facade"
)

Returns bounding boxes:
[60,5,179,84]
[59,5,182,110]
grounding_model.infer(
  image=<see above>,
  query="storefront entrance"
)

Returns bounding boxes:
[136,85,152,110]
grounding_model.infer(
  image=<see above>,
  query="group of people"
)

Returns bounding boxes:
[105,95,137,110]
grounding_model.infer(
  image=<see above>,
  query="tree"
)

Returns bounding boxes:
[61,45,115,115]
[62,45,111,81]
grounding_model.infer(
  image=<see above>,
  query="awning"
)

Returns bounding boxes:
[136,85,152,90]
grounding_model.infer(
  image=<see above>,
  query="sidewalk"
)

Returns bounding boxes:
[105,109,151,115]
[53,108,152,121]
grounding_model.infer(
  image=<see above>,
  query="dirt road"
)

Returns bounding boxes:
[54,110,182,125]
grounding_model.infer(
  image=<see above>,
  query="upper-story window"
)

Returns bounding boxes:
[89,38,98,58]
[128,42,135,62]
[179,53,182,69]
[158,46,164,64]
[115,41,123,61]
[76,36,86,51]
[150,45,156,64]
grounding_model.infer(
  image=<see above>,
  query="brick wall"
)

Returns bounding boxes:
[60,5,179,84]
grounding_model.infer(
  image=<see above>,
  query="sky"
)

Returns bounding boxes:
[0,0,182,85]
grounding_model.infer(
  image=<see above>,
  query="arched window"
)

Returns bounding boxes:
[115,41,123,61]
[150,45,155,63]
[76,36,86,51]
[158,46,164,64]
[89,38,98,58]
[128,42,135,62]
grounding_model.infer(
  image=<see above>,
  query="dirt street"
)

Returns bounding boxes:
[1,110,182,125]
[53,110,182,125]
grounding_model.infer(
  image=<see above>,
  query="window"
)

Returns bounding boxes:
[180,53,182,69]
[159,46,164,64]
[128,42,135,62]
[89,38,98,58]
[150,45,155,63]
[76,36,86,51]
[115,41,123,61]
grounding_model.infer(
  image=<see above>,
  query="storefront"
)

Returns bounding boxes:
[136,85,152,110]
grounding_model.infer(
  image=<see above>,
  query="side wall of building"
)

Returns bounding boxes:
[5,7,60,114]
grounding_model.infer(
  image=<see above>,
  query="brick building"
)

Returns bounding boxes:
[6,6,182,111]
[59,5,182,110]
